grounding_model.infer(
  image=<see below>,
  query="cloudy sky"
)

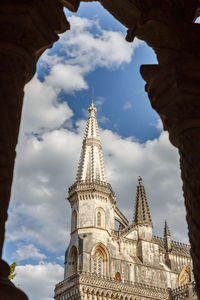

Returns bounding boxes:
[3,3,189,300]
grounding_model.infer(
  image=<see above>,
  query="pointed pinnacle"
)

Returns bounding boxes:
[133,177,153,226]
[76,100,106,183]
[164,220,171,236]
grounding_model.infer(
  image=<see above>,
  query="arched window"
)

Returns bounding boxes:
[96,208,105,228]
[72,210,77,232]
[97,211,101,227]
[70,247,78,275]
[91,243,108,277]
[93,249,104,276]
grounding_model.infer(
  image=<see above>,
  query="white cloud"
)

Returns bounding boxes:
[12,244,46,262]
[8,128,81,251]
[13,262,63,300]
[39,15,140,96]
[95,96,105,108]
[98,115,109,124]
[22,76,73,134]
[56,255,65,262]
[123,101,132,110]
[59,16,138,69]
[156,119,163,131]
[45,64,88,93]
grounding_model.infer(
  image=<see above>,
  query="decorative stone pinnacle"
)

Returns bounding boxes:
[133,177,153,227]
[164,220,171,237]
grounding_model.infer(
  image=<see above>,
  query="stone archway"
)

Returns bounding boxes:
[1,1,200,299]
[69,246,78,275]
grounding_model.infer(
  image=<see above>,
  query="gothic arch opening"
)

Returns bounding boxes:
[69,246,78,275]
[71,210,78,232]
[96,207,105,228]
[91,243,108,276]
[97,211,101,227]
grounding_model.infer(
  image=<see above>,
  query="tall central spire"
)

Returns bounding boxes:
[76,99,107,183]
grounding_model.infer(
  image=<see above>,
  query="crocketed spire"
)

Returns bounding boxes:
[133,176,153,226]
[164,220,170,237]
[76,100,107,183]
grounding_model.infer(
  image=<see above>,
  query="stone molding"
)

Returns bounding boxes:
[68,180,116,204]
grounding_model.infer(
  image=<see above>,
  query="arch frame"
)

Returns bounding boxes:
[90,242,110,276]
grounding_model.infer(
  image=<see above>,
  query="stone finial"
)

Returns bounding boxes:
[138,176,143,185]
[88,102,97,116]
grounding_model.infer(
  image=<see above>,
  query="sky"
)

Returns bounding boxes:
[3,3,189,300]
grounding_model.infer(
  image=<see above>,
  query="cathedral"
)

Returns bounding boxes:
[54,101,196,300]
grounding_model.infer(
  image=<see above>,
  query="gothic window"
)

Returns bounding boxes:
[97,211,101,227]
[96,208,105,228]
[72,210,77,232]
[93,249,104,276]
[70,247,78,275]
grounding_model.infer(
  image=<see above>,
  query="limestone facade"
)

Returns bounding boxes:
[54,102,196,300]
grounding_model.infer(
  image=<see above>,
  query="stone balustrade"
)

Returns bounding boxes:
[170,282,196,300]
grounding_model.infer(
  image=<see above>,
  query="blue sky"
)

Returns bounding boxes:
[3,3,187,300]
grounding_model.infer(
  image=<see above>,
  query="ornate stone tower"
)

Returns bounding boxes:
[64,100,116,279]
[54,101,196,300]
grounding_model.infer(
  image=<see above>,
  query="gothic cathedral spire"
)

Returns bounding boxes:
[164,220,171,237]
[133,176,153,227]
[76,101,107,183]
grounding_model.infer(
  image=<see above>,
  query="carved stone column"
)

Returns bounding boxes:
[0,1,73,299]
